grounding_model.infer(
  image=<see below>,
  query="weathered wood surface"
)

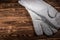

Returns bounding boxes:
[0,0,17,3]
[0,0,60,40]
[0,0,60,3]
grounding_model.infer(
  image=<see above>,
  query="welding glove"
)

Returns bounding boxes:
[18,0,60,36]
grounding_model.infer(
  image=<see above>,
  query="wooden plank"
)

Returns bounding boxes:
[0,0,17,3]
[0,1,60,40]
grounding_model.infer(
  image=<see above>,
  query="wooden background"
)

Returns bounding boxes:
[0,0,60,40]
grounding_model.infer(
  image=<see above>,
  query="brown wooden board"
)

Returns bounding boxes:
[0,0,60,40]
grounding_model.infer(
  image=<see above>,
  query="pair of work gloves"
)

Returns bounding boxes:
[18,0,60,36]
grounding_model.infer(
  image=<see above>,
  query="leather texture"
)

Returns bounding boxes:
[18,0,60,36]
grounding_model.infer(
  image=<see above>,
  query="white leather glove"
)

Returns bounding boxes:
[26,8,58,36]
[18,0,60,36]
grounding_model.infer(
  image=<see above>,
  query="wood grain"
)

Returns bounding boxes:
[0,0,60,40]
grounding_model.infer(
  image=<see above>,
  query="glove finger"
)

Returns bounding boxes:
[49,27,58,33]
[25,7,43,35]
[55,13,60,28]
[33,20,43,35]
[41,21,53,36]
